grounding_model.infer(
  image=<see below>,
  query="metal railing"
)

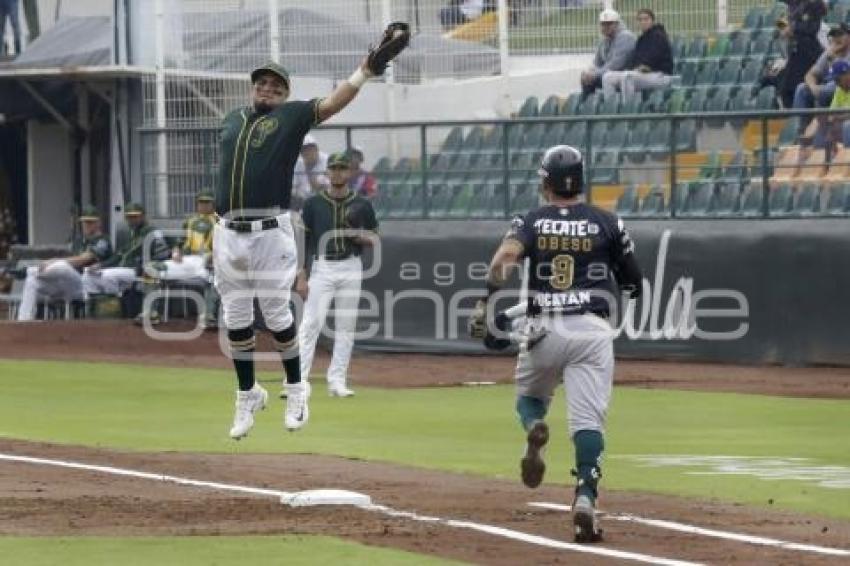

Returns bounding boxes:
[139,106,850,221]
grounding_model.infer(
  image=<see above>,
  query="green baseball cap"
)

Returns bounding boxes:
[79,205,100,221]
[196,191,215,202]
[251,61,290,88]
[124,202,145,216]
[327,152,351,168]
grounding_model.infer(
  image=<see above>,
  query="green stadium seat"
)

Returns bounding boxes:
[598,95,620,116]
[604,122,629,150]
[623,121,653,158]
[426,184,453,218]
[715,61,741,85]
[542,122,567,146]
[440,126,464,153]
[522,122,547,150]
[373,156,392,175]
[726,32,749,59]
[458,126,485,154]
[510,183,538,216]
[686,88,707,113]
[755,86,777,110]
[577,94,600,115]
[590,122,608,148]
[667,90,686,113]
[793,183,821,215]
[445,184,475,218]
[641,89,667,113]
[490,183,510,217]
[468,183,495,218]
[677,181,714,216]
[638,187,666,216]
[698,151,721,179]
[540,95,560,117]
[696,60,719,86]
[671,35,687,60]
[620,95,643,115]
[615,185,638,215]
[687,36,708,59]
[564,121,588,147]
[704,88,730,127]
[645,121,673,157]
[824,183,850,214]
[739,183,765,216]
[707,33,730,59]
[676,119,698,152]
[710,181,742,215]
[769,183,793,215]
[560,93,581,115]
[518,96,539,118]
[744,7,765,29]
[748,35,774,62]
[589,151,619,184]
[679,61,699,87]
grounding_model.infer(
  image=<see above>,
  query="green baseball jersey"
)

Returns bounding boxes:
[101,222,170,272]
[74,233,112,265]
[180,213,216,254]
[217,100,320,215]
[302,189,378,261]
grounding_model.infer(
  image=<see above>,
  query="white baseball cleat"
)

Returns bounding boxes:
[229,384,268,440]
[328,385,355,398]
[284,381,309,431]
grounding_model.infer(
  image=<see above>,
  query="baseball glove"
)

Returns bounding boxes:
[366,22,411,76]
[468,300,511,351]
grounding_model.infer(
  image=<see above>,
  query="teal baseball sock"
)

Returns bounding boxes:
[516,396,548,431]
[573,429,604,499]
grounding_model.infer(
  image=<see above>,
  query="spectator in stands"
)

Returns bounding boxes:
[783,1,828,113]
[794,23,850,139]
[762,17,792,105]
[347,147,378,199]
[0,0,22,56]
[440,0,494,31]
[292,134,330,210]
[800,60,850,156]
[601,9,673,99]
[580,9,636,98]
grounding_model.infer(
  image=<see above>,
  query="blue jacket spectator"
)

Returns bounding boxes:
[581,9,636,97]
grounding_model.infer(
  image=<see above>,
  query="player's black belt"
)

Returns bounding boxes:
[317,253,355,262]
[224,217,280,232]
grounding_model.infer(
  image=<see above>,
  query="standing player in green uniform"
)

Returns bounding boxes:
[16,205,112,321]
[215,24,410,440]
[294,152,378,398]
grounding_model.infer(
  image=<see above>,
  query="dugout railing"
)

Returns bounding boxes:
[138,107,850,221]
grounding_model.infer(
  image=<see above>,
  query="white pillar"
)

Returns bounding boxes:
[717,0,728,33]
[604,0,614,10]
[268,0,280,63]
[154,0,168,217]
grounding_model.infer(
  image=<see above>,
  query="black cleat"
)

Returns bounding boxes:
[573,494,603,543]
[520,420,549,488]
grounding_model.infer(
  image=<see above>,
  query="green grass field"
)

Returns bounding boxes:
[0,536,461,566]
[1,359,848,522]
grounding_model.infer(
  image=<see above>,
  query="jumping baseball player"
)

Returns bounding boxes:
[294,151,379,398]
[214,23,410,440]
[16,205,112,321]
[469,145,643,543]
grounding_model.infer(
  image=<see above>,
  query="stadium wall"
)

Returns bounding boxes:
[358,219,850,366]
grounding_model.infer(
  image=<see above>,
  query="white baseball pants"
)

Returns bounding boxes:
[17,260,85,321]
[515,313,615,436]
[81,267,137,296]
[298,256,362,388]
[212,213,297,332]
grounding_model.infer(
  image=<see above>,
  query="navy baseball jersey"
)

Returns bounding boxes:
[506,202,641,317]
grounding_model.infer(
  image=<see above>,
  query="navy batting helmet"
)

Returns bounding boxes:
[538,145,584,197]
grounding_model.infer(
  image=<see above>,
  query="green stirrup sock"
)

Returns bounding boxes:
[573,429,604,499]
[516,396,547,431]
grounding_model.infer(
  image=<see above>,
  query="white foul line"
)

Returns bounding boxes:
[528,502,850,558]
[0,452,700,566]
